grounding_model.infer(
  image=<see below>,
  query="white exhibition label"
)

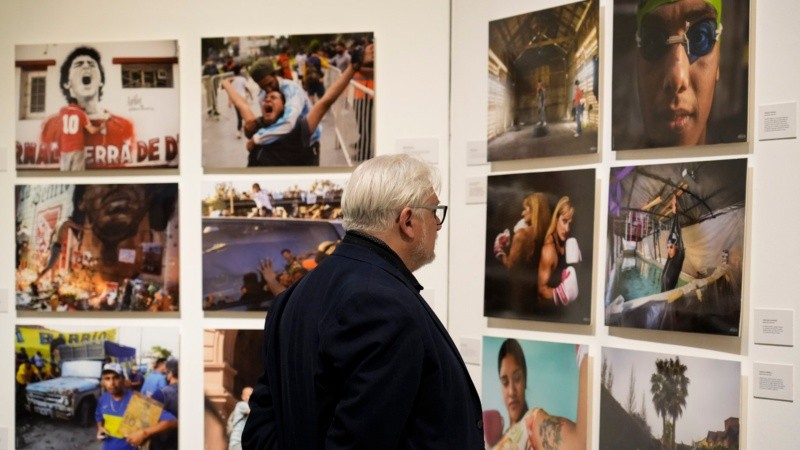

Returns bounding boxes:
[396,138,439,165]
[466,140,488,166]
[465,177,487,204]
[759,102,797,141]
[459,336,481,366]
[754,308,794,346]
[753,363,794,402]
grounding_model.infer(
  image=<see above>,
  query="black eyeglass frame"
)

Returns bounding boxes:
[409,205,448,225]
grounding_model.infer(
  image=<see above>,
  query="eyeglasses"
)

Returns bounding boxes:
[636,19,722,63]
[410,204,448,225]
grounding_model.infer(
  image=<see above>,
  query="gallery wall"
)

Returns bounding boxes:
[0,0,452,448]
[1,0,799,449]
[451,0,799,449]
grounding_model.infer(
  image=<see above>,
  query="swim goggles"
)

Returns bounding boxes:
[636,19,722,63]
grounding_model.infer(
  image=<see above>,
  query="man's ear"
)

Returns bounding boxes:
[398,207,415,239]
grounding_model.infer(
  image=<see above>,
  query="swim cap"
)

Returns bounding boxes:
[637,0,722,32]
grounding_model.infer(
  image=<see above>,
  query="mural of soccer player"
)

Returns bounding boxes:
[39,46,136,170]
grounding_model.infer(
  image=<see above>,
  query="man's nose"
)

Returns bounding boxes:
[662,41,691,95]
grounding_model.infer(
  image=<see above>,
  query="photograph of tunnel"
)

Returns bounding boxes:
[485,169,595,325]
[611,0,750,151]
[488,0,599,161]
[604,158,747,335]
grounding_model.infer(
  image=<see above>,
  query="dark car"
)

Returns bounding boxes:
[202,217,344,311]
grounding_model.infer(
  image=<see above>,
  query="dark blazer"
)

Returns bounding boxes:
[243,233,484,449]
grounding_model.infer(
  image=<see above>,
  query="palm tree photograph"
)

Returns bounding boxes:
[600,347,740,450]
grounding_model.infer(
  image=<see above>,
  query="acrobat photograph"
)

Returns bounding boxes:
[604,159,746,335]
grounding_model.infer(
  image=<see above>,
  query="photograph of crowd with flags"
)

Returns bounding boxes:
[201,33,375,168]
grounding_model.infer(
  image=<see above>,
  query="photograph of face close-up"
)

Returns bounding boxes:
[485,169,595,325]
[605,158,746,335]
[15,183,179,312]
[487,0,599,161]
[612,0,749,151]
[201,33,375,168]
[482,337,589,450]
[15,41,180,170]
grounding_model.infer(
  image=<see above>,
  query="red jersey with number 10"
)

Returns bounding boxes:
[57,104,90,153]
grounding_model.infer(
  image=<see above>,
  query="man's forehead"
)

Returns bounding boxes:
[71,55,97,66]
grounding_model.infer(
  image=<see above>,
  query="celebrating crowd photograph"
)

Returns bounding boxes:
[201,33,375,168]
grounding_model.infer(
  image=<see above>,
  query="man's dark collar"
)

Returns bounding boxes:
[343,230,423,291]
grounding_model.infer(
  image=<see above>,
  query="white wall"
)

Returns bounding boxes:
[450,0,799,449]
[0,0,452,448]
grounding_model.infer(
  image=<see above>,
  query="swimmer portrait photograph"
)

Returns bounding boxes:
[201,33,375,169]
[604,158,746,335]
[15,183,180,312]
[15,41,180,170]
[201,177,346,311]
[482,337,589,450]
[612,0,750,151]
[484,169,595,325]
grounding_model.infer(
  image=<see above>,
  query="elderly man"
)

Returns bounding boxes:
[243,154,483,449]
[635,0,723,147]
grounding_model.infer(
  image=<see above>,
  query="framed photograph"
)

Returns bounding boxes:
[202,178,346,311]
[600,346,740,449]
[482,336,588,449]
[488,0,599,161]
[485,169,595,324]
[203,329,263,449]
[605,158,746,335]
[15,40,180,170]
[612,0,750,150]
[15,183,180,312]
[201,33,375,169]
[15,325,180,449]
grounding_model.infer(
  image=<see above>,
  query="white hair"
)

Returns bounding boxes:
[342,154,440,234]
